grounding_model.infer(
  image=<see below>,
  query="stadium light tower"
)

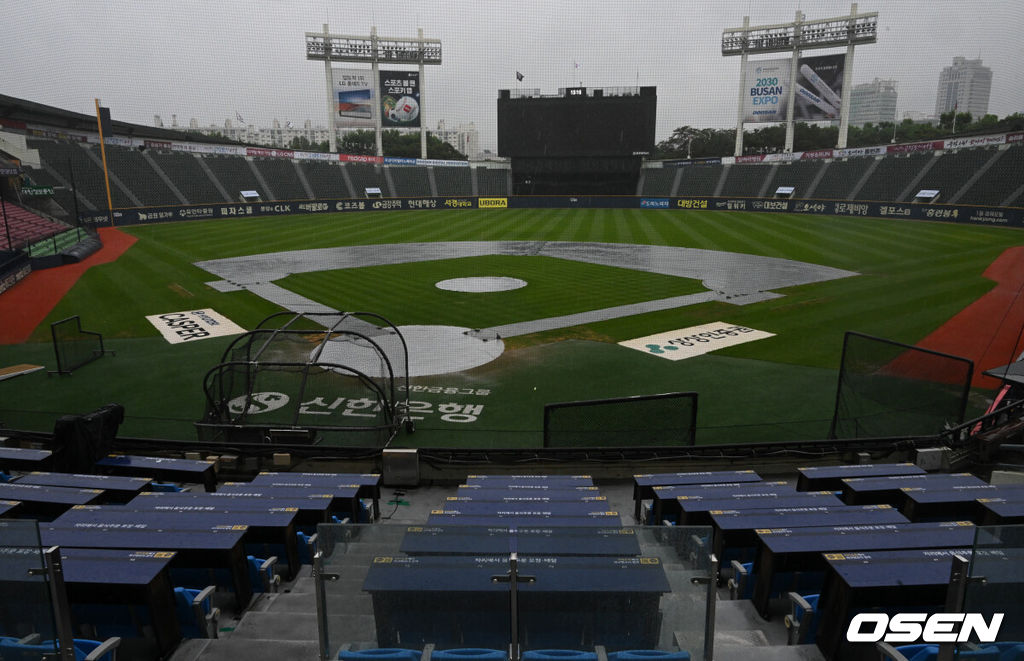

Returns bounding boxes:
[722,3,877,155]
[305,24,442,157]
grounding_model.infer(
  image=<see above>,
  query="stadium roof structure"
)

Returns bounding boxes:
[0,93,241,145]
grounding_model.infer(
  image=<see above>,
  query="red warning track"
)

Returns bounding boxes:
[916,246,1024,388]
[0,227,137,344]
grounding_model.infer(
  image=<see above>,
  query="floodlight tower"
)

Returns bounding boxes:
[305,24,442,157]
[722,3,877,155]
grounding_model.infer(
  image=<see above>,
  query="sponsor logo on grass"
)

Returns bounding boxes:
[846,613,1003,644]
[227,392,291,415]
[478,197,508,209]
[619,322,775,361]
[146,309,246,344]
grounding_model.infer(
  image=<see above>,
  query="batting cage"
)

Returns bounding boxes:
[196,311,411,446]
[49,315,112,375]
[543,392,698,448]
[828,331,974,440]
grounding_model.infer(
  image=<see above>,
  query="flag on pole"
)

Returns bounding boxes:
[516,71,524,82]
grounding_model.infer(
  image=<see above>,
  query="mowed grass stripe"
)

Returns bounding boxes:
[279,255,708,329]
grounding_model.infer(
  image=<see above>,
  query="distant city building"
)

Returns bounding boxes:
[849,78,898,126]
[935,56,992,118]
[432,120,480,160]
[901,110,938,125]
[160,115,335,148]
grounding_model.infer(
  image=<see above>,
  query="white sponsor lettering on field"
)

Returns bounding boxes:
[619,321,775,360]
[146,309,245,344]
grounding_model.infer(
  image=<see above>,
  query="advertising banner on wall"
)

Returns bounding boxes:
[742,53,844,123]
[379,70,421,128]
[333,68,375,127]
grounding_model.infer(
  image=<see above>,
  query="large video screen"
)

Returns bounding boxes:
[498,89,656,158]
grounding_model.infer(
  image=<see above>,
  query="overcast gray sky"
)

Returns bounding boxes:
[3,1,1022,151]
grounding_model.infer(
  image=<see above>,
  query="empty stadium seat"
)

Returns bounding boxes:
[339,649,422,661]
[607,651,690,661]
[430,649,508,661]
[247,555,280,593]
[0,635,121,661]
[522,650,597,661]
[782,592,820,645]
[727,561,753,600]
[877,642,1000,661]
[297,531,318,564]
[173,585,219,639]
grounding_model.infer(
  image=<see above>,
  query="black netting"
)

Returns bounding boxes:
[50,316,107,374]
[544,392,698,448]
[829,332,973,439]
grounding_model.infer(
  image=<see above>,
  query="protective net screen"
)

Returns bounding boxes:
[543,392,697,448]
[829,331,973,439]
[50,316,105,374]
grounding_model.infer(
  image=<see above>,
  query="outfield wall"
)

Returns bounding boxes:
[84,195,1024,228]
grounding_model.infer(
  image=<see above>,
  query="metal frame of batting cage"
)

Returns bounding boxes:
[48,315,114,375]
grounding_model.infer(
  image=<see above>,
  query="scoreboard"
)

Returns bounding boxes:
[498,87,656,159]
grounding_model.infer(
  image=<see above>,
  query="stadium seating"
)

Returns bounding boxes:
[914,147,997,204]
[251,158,310,201]
[346,164,390,197]
[203,155,264,201]
[339,650,421,661]
[856,153,933,203]
[389,167,433,197]
[19,167,80,219]
[675,164,724,197]
[811,157,874,200]
[639,167,677,197]
[718,164,772,197]
[302,160,353,199]
[772,160,826,199]
[475,168,510,196]
[147,151,227,204]
[173,586,219,639]
[433,166,473,197]
[28,138,132,210]
[958,144,1024,207]
[0,202,70,250]
[782,592,819,645]
[97,145,180,207]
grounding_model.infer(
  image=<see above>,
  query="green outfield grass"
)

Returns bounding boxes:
[2,208,1021,447]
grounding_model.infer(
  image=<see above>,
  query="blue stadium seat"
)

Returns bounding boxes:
[297,531,318,565]
[430,649,508,661]
[608,651,690,661]
[727,561,753,600]
[247,555,280,593]
[0,635,121,661]
[783,593,820,645]
[522,650,597,661]
[174,585,219,638]
[878,642,1000,661]
[339,649,422,661]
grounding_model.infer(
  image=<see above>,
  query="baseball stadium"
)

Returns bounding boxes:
[1,2,1023,661]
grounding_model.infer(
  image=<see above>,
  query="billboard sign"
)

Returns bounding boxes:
[333,68,375,127]
[380,70,421,127]
[743,53,844,123]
